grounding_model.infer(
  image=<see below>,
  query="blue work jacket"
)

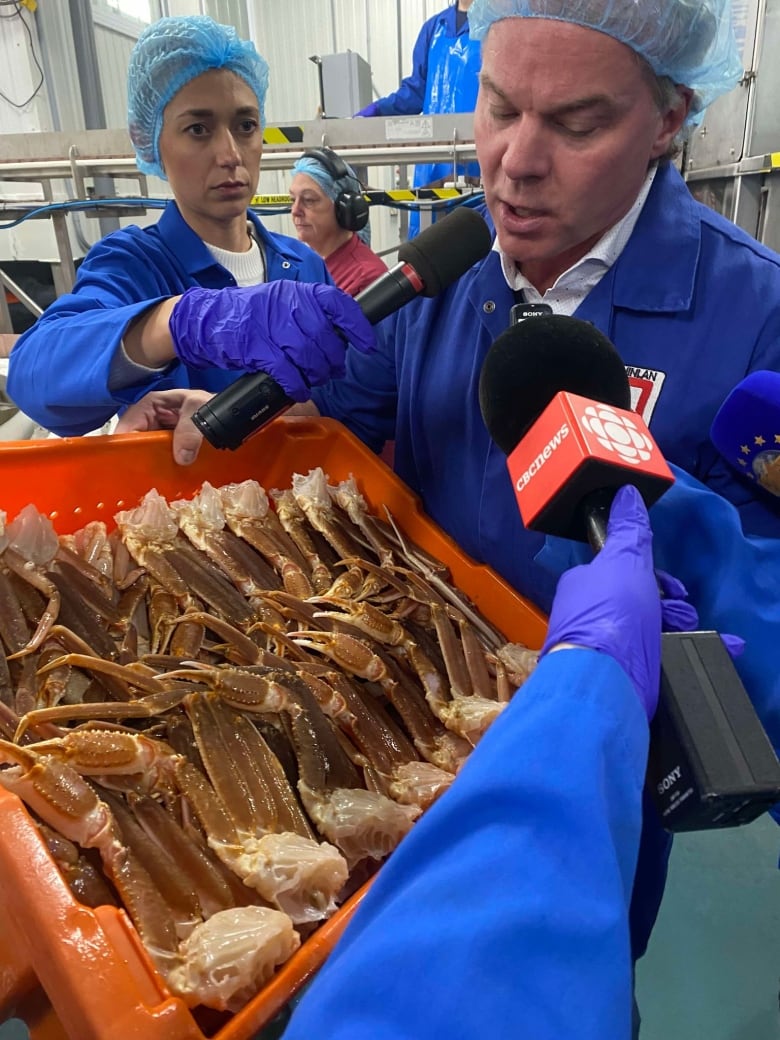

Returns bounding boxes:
[315,162,780,613]
[314,161,780,957]
[283,651,647,1040]
[7,203,329,436]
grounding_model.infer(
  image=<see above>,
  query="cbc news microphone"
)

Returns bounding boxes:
[191,206,492,451]
[479,314,780,832]
[710,369,780,497]
[478,314,674,549]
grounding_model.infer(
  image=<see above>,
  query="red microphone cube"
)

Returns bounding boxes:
[506,392,675,539]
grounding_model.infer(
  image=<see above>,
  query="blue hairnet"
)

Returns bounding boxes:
[128,15,270,180]
[291,155,372,245]
[468,0,743,121]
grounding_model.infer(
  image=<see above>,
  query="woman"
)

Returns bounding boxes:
[289,148,387,296]
[7,16,373,448]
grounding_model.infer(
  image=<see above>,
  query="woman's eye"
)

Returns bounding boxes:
[186,123,208,136]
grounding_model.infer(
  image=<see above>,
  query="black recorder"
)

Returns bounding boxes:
[648,631,780,830]
[479,315,780,834]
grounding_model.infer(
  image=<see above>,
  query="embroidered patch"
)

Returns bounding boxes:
[626,366,666,423]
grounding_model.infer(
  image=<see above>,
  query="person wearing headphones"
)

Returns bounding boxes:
[289,148,387,297]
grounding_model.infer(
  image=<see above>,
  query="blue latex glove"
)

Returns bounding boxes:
[169,281,375,401]
[541,485,662,719]
[354,102,381,117]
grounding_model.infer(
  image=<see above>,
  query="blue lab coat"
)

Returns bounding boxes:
[7,202,329,436]
[283,650,647,1040]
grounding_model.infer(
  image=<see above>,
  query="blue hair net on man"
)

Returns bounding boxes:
[127,15,270,180]
[291,154,372,245]
[469,0,743,121]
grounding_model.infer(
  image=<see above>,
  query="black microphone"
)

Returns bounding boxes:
[479,315,780,832]
[191,206,493,451]
[478,314,673,549]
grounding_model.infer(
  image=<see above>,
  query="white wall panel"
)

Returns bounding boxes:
[94,24,139,129]
[0,8,52,135]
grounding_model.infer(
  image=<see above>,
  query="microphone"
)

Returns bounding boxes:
[479,315,780,832]
[478,314,674,549]
[191,206,493,451]
[710,370,780,496]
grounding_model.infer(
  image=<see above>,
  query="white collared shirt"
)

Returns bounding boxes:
[495,166,657,314]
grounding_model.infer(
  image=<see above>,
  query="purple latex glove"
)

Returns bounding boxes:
[169,281,375,401]
[657,569,700,633]
[541,485,662,719]
[656,569,745,657]
[354,102,382,117]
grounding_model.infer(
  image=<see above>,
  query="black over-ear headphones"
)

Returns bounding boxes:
[301,146,369,233]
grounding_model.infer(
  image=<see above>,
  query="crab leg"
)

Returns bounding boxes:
[219,479,314,597]
[270,488,333,593]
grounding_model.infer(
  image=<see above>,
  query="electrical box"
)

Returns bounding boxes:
[320,51,373,118]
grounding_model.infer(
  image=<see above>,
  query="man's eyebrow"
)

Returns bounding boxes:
[547,96,614,116]
[479,75,614,115]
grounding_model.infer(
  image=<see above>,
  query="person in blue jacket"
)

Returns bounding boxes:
[305,0,780,983]
[6,16,373,461]
[355,1,481,236]
[282,485,663,1040]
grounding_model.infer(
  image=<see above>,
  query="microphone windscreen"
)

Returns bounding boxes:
[398,207,492,296]
[710,370,780,496]
[479,315,631,455]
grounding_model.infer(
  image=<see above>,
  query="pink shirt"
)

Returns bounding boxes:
[326,233,388,297]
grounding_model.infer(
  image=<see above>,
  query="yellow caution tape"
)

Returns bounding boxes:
[262,126,305,145]
[20,0,37,10]
[251,186,478,208]
[770,152,780,169]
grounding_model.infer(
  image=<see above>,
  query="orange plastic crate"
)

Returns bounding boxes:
[0,417,547,1040]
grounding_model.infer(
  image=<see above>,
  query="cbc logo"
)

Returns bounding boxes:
[580,405,653,465]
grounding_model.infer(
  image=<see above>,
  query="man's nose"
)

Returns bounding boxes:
[502,117,550,182]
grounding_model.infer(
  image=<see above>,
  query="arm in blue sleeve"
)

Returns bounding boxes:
[283,650,647,1040]
[537,467,780,760]
[311,311,399,452]
[7,236,184,436]
[372,17,436,116]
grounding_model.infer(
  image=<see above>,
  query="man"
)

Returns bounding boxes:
[306,0,780,974]
[355,1,481,234]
